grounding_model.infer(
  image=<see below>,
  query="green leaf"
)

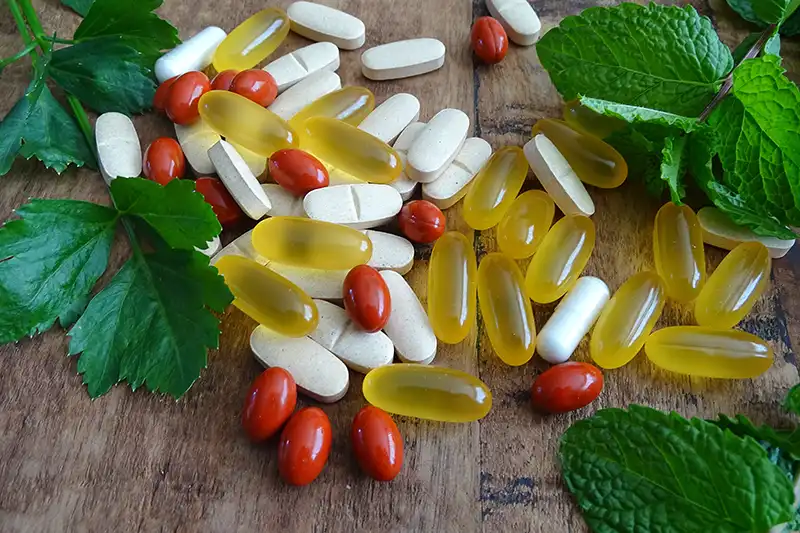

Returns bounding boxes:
[715,414,800,460]
[727,0,800,27]
[732,30,781,64]
[560,405,795,533]
[781,11,800,35]
[785,384,800,416]
[73,0,180,52]
[536,3,733,116]
[579,97,700,132]
[661,135,688,203]
[61,0,94,17]
[606,123,673,197]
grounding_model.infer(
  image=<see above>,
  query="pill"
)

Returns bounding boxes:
[653,202,706,302]
[486,0,541,46]
[380,270,437,365]
[208,140,272,219]
[525,215,595,304]
[531,362,604,414]
[155,26,227,83]
[287,1,366,50]
[262,184,306,217]
[398,200,446,244]
[698,207,795,259]
[463,146,528,230]
[361,38,446,81]
[143,137,185,186]
[327,165,366,186]
[363,364,492,422]
[196,177,243,227]
[210,229,267,266]
[358,94,421,144]
[263,42,340,93]
[536,277,610,364]
[497,190,555,259]
[645,327,773,379]
[388,121,426,200]
[524,134,595,217]
[174,120,219,175]
[303,184,401,229]
[406,109,470,183]
[471,16,508,64]
[251,325,349,402]
[269,148,329,196]
[197,236,221,257]
[289,86,375,131]
[213,8,290,72]
[343,265,391,332]
[363,230,414,275]
[429,232,477,344]
[233,143,267,178]
[268,70,342,121]
[422,137,493,210]
[563,99,624,139]
[94,112,141,185]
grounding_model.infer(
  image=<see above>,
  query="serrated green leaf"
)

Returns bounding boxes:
[606,124,672,197]
[715,414,800,460]
[73,0,180,52]
[61,0,93,17]
[579,97,700,132]
[661,135,688,203]
[785,384,800,416]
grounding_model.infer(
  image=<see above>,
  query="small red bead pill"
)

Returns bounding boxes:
[211,69,238,91]
[351,406,403,481]
[143,137,185,185]
[343,265,391,333]
[278,407,332,486]
[195,176,244,226]
[241,368,297,442]
[165,71,210,125]
[398,200,446,243]
[231,69,278,107]
[471,17,508,64]
[531,362,604,414]
[153,76,178,113]
[268,149,329,196]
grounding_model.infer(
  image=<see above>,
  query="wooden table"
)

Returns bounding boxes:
[1,1,798,531]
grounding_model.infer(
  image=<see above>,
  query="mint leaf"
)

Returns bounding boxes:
[580,97,700,132]
[536,3,733,116]
[715,414,800,460]
[61,0,93,16]
[727,0,800,24]
[661,135,688,203]
[560,405,795,533]
[73,0,180,53]
[607,124,673,196]
[727,0,761,24]
[785,384,800,416]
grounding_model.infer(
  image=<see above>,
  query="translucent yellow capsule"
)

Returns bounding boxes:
[463,146,529,230]
[645,326,773,379]
[695,242,771,329]
[428,232,477,344]
[531,118,627,189]
[301,117,402,184]
[653,202,706,302]
[477,253,536,366]
[525,215,595,303]
[252,216,372,270]
[562,99,625,139]
[198,91,298,157]
[363,364,492,422]
[590,272,666,369]
[289,86,375,131]
[497,190,555,259]
[214,255,318,336]
[212,8,290,72]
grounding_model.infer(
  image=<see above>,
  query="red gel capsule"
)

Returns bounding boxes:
[471,16,508,64]
[278,407,332,486]
[343,265,391,333]
[351,406,403,481]
[231,69,278,107]
[241,368,297,442]
[143,137,185,185]
[398,200,446,243]
[153,75,178,113]
[165,71,210,125]
[195,176,244,226]
[211,69,238,91]
[531,362,604,414]
[268,148,329,196]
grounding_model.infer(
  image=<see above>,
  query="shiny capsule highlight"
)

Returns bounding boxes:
[463,146,528,230]
[213,8,290,72]
[428,232,477,344]
[497,190,555,259]
[653,202,706,302]
[289,86,375,131]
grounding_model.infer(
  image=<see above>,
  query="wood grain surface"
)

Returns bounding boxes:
[1,1,798,532]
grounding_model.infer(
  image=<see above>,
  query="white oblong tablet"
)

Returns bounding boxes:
[95,112,142,185]
[358,94,421,144]
[524,134,595,217]
[155,26,227,83]
[380,270,437,365]
[268,262,347,300]
[486,0,542,46]
[361,38,446,81]
[230,142,266,179]
[251,325,349,403]
[267,70,342,120]
[303,184,402,229]
[287,1,366,50]
[423,137,493,209]
[196,235,221,257]
[387,121,426,200]
[210,229,268,266]
[262,184,306,217]
[698,207,795,259]
[208,140,272,219]
[364,230,414,275]
[309,300,394,373]
[407,109,470,183]
[262,42,340,93]
[536,276,610,364]
[175,120,219,175]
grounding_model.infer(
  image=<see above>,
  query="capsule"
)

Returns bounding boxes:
[590,272,666,369]
[198,91,298,157]
[477,253,536,366]
[301,117,402,184]
[562,99,624,139]
[363,364,492,422]
[653,202,706,302]
[497,190,555,259]
[463,146,528,230]
[531,118,627,189]
[214,255,318,336]
[252,217,372,270]
[212,8,290,72]
[289,86,375,131]
[695,242,771,329]
[645,326,773,379]
[525,215,595,303]
[428,232,477,344]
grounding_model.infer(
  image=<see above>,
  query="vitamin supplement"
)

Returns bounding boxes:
[422,137,493,209]
[230,142,267,178]
[407,109,469,183]
[287,1,366,50]
[289,86,375,130]
[153,76,178,113]
[590,271,666,369]
[94,112,141,185]
[653,202,706,302]
[358,93,421,144]
[241,368,297,442]
[216,255,318,336]
[230,69,278,107]
[364,230,415,275]
[210,229,266,266]
[277,407,332,485]
[210,69,237,91]
[361,38,446,80]
[531,119,628,189]
[387,121,426,200]
[197,236,221,257]
[531,362,603,414]
[698,207,796,259]
[363,364,492,422]
[165,71,210,126]
[524,134,595,217]
[262,184,307,217]
[428,232,477,344]
[326,165,366,186]
[525,215,595,303]
[143,138,185,186]
[645,327,773,379]
[304,184,402,230]
[478,253,536,366]
[155,26,227,83]
[471,17,508,64]
[463,146,528,230]
[497,190,555,259]
[195,177,243,227]
[398,200,446,243]
[381,271,437,364]
[486,0,542,46]
[208,140,272,219]
[536,277,610,364]
[343,265,392,332]
[351,406,403,481]
[263,42,340,93]
[695,242,771,329]
[268,148,329,196]
[563,99,624,139]
[174,120,219,175]
[252,216,372,270]
[213,8,290,72]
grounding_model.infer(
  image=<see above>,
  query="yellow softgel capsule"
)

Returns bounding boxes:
[477,253,536,366]
[212,8,290,72]
[590,271,666,369]
[645,326,773,379]
[199,91,298,157]
[301,117,402,184]
[363,364,492,422]
[531,118,627,189]
[695,242,771,329]
[214,255,318,336]
[497,190,555,259]
[289,86,375,131]
[525,215,595,303]
[653,202,706,302]
[562,99,625,139]
[428,232,477,344]
[463,146,529,230]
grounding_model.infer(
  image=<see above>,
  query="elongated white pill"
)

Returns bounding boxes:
[262,184,306,217]
[208,140,272,219]
[287,1,366,50]
[155,26,227,83]
[698,207,795,259]
[361,38,446,81]
[364,230,414,275]
[95,112,141,185]
[380,270,437,365]
[407,109,470,183]
[269,263,347,300]
[423,137,492,209]
[358,94,421,144]
[387,121,426,200]
[303,184,402,229]
[175,120,219,175]
[262,42,340,93]
[524,134,595,217]
[486,0,541,46]
[267,70,341,120]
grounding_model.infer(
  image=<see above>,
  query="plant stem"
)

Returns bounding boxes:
[6,0,34,46]
[0,41,38,69]
[19,0,44,39]
[67,94,97,161]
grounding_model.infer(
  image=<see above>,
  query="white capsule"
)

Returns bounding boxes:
[358,93,421,144]
[486,0,541,46]
[363,230,414,275]
[406,109,470,183]
[208,140,272,219]
[524,134,595,217]
[175,120,219,175]
[262,184,306,217]
[423,137,493,209]
[698,207,795,259]
[380,270,437,365]
[303,184,402,229]
[267,70,341,121]
[360,38,446,81]
[94,112,142,186]
[155,26,227,83]
[287,1,366,50]
[262,42,340,93]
